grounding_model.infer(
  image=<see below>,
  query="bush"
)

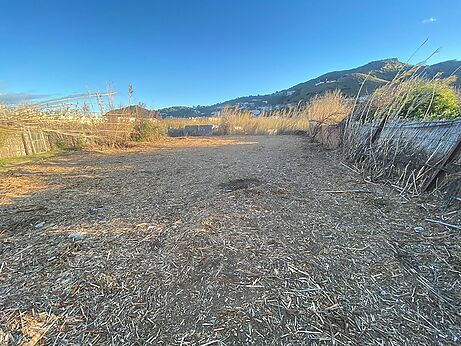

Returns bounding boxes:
[400,80,460,119]
[131,119,166,142]
[368,78,461,121]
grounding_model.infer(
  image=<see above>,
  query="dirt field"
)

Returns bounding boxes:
[1,135,460,345]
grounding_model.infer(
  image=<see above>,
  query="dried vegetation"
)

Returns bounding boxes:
[343,65,461,200]
[1,136,460,345]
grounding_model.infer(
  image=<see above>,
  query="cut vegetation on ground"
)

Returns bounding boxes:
[1,136,460,345]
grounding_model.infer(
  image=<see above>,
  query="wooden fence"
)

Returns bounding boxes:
[342,118,461,199]
[308,120,344,149]
[0,127,78,159]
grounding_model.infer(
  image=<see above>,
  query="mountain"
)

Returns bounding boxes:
[158,58,461,117]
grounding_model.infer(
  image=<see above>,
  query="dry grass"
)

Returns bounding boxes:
[303,90,351,125]
[213,91,350,135]
[0,100,164,151]
[157,109,310,136]
[1,89,352,158]
[342,65,461,200]
[1,136,459,344]
[216,108,308,135]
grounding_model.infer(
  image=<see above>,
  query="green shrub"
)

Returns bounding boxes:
[400,81,460,120]
[131,119,166,142]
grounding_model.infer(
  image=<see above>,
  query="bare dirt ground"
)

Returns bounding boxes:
[1,135,460,345]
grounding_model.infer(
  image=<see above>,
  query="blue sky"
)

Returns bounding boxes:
[1,0,460,108]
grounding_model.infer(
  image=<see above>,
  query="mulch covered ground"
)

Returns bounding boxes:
[0,135,460,345]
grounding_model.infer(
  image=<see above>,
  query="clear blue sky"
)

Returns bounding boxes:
[1,0,460,108]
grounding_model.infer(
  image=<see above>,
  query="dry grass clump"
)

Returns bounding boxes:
[304,90,351,125]
[215,90,350,135]
[216,107,309,135]
[0,93,166,151]
[2,106,132,148]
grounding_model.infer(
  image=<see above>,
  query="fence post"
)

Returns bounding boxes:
[21,132,31,155]
[28,129,37,154]
[421,133,461,192]
[40,131,49,152]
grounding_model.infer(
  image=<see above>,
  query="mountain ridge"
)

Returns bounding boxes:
[158,58,461,117]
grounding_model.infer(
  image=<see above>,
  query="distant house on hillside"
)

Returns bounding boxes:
[315,78,337,86]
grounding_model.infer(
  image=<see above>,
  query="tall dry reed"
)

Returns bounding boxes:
[342,64,461,197]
